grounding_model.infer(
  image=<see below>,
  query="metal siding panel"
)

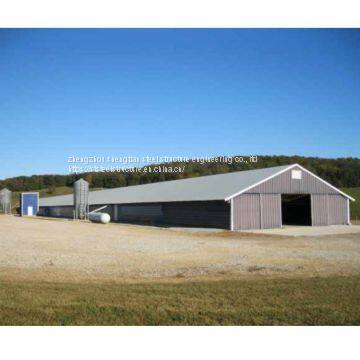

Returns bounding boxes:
[162,201,230,229]
[247,166,338,195]
[120,204,163,216]
[311,194,328,226]
[328,195,347,225]
[115,201,230,229]
[113,204,118,221]
[233,194,261,230]
[261,194,282,228]
[117,204,163,223]
[39,206,74,218]
[40,201,230,228]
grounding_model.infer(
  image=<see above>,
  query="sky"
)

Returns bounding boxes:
[0,29,359,178]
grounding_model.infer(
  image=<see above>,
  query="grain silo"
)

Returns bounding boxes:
[0,188,12,214]
[73,179,89,220]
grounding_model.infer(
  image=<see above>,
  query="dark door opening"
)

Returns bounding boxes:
[281,194,311,225]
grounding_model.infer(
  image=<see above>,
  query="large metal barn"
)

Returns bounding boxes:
[38,164,354,230]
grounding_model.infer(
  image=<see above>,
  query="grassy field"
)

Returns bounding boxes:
[341,187,360,221]
[0,276,359,325]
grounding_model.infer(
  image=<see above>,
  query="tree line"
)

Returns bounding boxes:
[1,155,359,192]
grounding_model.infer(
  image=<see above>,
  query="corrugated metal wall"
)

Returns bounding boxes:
[39,201,230,228]
[311,194,348,225]
[311,195,328,226]
[233,194,260,230]
[328,195,348,225]
[161,201,230,228]
[38,204,114,219]
[38,206,74,218]
[115,201,230,228]
[116,204,163,223]
[248,166,338,194]
[261,194,282,228]
[232,194,281,230]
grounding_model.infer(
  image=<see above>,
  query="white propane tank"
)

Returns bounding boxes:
[88,212,111,224]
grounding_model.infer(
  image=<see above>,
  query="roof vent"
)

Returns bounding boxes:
[291,170,302,179]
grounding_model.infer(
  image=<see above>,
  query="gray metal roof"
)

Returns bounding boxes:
[39,164,292,207]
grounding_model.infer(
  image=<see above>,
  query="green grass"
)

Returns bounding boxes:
[0,276,359,325]
[341,187,360,220]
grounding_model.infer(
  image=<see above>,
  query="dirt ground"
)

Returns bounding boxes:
[245,224,360,236]
[0,215,360,282]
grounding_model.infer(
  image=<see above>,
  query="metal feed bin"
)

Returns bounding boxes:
[20,192,39,216]
[0,188,12,214]
[73,179,89,220]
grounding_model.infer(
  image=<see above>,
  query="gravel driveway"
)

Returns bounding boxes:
[1,215,360,282]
